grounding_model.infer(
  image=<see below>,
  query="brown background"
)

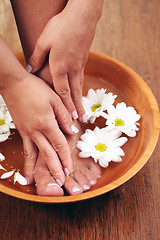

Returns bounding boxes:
[0,0,160,239]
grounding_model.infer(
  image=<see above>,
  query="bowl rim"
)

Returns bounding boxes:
[0,51,159,203]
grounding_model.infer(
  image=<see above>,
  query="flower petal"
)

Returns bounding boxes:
[0,164,7,171]
[0,170,15,179]
[14,171,28,185]
[0,153,5,161]
[0,132,10,142]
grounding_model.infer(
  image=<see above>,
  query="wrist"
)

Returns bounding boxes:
[0,37,27,93]
[0,67,27,94]
[65,0,103,24]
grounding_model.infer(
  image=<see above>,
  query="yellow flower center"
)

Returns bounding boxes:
[91,104,101,112]
[95,143,107,152]
[115,119,124,126]
[0,119,5,126]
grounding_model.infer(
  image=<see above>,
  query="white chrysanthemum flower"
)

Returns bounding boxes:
[76,127,127,168]
[105,102,140,137]
[0,108,15,140]
[14,171,28,185]
[82,88,117,123]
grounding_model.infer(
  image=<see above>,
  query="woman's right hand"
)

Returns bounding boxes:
[2,71,78,186]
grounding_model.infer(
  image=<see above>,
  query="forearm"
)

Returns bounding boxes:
[10,0,68,61]
[0,36,26,92]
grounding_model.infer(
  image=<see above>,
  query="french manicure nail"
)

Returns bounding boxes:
[90,180,96,186]
[83,185,90,190]
[71,124,79,133]
[81,114,88,123]
[64,167,70,176]
[72,186,81,193]
[47,183,60,188]
[25,64,32,73]
[56,179,63,187]
[72,110,78,119]
[25,177,30,185]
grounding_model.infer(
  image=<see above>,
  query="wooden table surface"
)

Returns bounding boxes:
[0,0,160,239]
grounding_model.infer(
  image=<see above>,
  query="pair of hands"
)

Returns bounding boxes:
[6,9,97,186]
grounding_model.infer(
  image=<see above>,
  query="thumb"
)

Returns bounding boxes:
[26,37,50,73]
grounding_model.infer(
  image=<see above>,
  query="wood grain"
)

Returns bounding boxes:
[0,0,160,239]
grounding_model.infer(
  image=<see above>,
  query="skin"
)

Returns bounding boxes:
[0,36,75,186]
[4,0,103,195]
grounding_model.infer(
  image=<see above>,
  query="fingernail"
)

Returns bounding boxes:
[71,124,79,133]
[25,64,32,73]
[90,180,97,186]
[72,186,81,193]
[72,110,78,119]
[64,167,70,176]
[83,185,90,190]
[47,183,60,188]
[25,177,30,185]
[98,175,101,179]
[56,179,63,187]
[81,114,88,123]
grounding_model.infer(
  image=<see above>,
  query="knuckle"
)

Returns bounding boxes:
[37,120,47,132]
[57,87,71,98]
[42,149,54,162]
[30,55,41,66]
[36,116,52,132]
[53,142,65,153]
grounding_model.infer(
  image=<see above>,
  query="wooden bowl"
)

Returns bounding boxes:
[0,52,159,203]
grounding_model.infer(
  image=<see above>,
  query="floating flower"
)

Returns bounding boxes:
[76,127,127,167]
[0,95,6,109]
[105,102,140,137]
[0,132,10,143]
[0,108,15,135]
[14,171,28,185]
[0,169,15,179]
[0,164,7,171]
[82,88,117,123]
[0,152,5,161]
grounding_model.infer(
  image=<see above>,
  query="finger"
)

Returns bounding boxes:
[69,70,87,122]
[38,119,74,176]
[79,67,84,89]
[31,130,67,186]
[34,152,64,196]
[26,35,50,73]
[51,69,78,120]
[23,136,38,184]
[51,94,79,135]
